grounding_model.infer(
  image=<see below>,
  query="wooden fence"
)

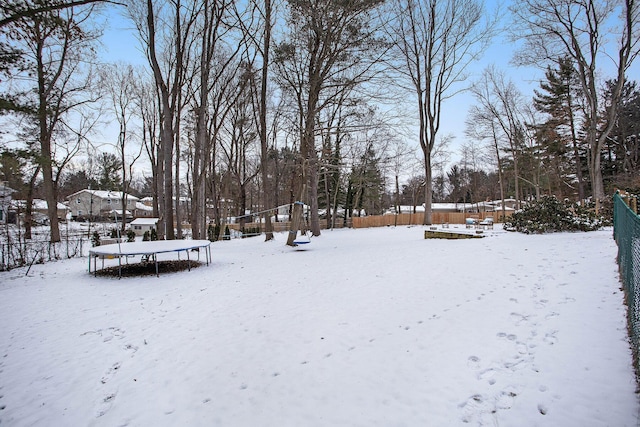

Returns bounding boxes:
[224,219,352,233]
[177,211,511,235]
[352,212,512,228]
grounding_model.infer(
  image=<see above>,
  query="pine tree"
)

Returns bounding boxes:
[533,57,587,201]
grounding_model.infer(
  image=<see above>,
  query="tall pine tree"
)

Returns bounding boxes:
[533,57,587,201]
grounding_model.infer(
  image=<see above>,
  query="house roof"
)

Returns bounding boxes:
[67,189,139,201]
[135,201,153,211]
[130,218,159,226]
[12,199,68,210]
[109,209,132,216]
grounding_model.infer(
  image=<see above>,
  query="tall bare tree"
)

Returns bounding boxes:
[274,0,386,245]
[102,62,144,233]
[468,66,528,209]
[130,0,198,239]
[511,0,639,204]
[388,0,496,224]
[244,0,276,241]
[189,0,243,240]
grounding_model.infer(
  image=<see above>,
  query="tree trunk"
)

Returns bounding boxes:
[259,0,274,241]
[423,149,433,225]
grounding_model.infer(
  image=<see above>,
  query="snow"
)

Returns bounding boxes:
[0,225,638,426]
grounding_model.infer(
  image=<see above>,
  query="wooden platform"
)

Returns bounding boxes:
[424,229,484,239]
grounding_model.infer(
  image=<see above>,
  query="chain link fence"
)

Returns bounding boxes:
[0,234,87,271]
[613,191,640,377]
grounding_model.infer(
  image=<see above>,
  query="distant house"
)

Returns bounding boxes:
[130,217,159,236]
[135,201,154,218]
[12,199,69,223]
[0,183,16,224]
[66,189,139,220]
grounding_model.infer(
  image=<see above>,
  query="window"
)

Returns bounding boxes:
[134,225,141,230]
[106,199,111,204]
[77,198,81,204]
[77,210,83,216]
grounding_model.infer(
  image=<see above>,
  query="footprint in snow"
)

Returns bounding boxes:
[467,355,481,369]
[101,362,121,384]
[543,331,558,345]
[95,393,117,418]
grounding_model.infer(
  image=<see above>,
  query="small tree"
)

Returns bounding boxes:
[91,230,101,247]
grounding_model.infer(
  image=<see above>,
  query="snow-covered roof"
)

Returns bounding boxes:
[130,218,159,226]
[67,189,139,201]
[12,199,68,210]
[135,202,153,211]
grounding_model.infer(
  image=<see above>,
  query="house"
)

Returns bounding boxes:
[67,189,139,220]
[12,199,69,224]
[135,201,154,218]
[0,183,16,224]
[130,217,159,236]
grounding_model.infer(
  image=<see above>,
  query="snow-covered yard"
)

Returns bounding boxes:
[0,226,637,426]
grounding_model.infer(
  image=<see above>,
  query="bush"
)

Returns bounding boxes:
[91,231,101,247]
[143,230,150,241]
[504,195,605,234]
[150,228,158,241]
[126,229,136,242]
[224,225,231,240]
[207,223,221,242]
[241,226,261,238]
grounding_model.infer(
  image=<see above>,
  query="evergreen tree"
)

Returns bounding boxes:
[602,79,640,192]
[533,57,587,200]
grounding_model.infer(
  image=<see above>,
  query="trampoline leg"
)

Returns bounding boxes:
[187,251,191,271]
[155,256,159,277]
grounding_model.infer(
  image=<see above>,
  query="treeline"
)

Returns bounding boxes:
[0,0,637,244]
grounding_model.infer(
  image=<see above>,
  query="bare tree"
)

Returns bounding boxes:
[130,0,198,239]
[189,0,244,240]
[274,0,386,245]
[511,0,639,204]
[133,70,161,217]
[468,66,528,209]
[388,0,496,224]
[244,0,276,241]
[6,3,100,242]
[0,0,123,28]
[102,62,144,233]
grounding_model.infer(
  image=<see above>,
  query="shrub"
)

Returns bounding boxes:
[207,223,221,242]
[143,231,150,241]
[126,229,136,242]
[224,225,231,240]
[91,231,101,247]
[241,226,261,238]
[150,228,158,241]
[504,195,604,234]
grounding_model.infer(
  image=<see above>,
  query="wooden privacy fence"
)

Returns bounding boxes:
[180,212,511,235]
[352,212,512,228]
[224,219,353,234]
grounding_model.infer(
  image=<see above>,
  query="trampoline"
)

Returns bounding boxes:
[89,240,212,278]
